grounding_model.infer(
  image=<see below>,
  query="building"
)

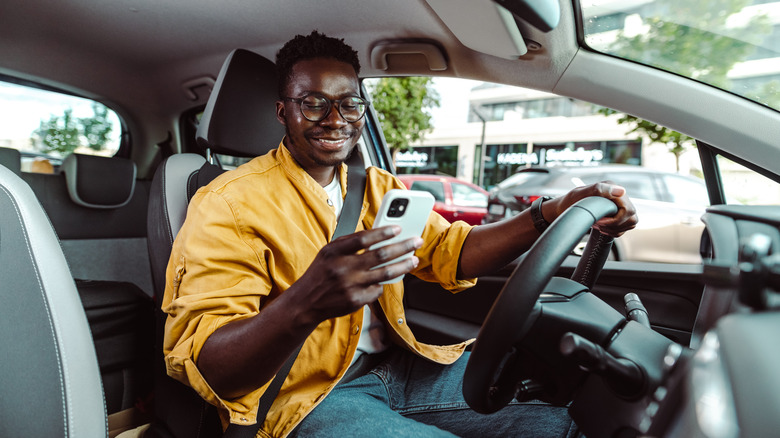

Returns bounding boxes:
[398,0,780,191]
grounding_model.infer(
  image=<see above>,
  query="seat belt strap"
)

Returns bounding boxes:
[224,150,366,438]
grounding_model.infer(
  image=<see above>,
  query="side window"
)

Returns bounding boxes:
[452,182,487,208]
[410,181,445,202]
[717,156,780,205]
[365,76,713,264]
[0,80,121,174]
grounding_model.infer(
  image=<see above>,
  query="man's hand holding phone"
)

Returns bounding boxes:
[369,189,434,284]
[290,189,433,324]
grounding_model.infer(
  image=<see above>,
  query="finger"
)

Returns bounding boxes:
[366,236,424,268]
[350,283,385,307]
[328,225,401,255]
[363,255,420,285]
[593,181,626,199]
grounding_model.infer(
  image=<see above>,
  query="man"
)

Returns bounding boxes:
[162,31,637,437]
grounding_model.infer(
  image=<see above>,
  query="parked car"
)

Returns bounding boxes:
[398,174,488,225]
[484,165,709,263]
[1,0,779,437]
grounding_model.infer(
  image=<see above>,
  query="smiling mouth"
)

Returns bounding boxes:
[312,137,349,150]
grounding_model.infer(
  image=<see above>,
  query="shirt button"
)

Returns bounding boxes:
[327,199,334,206]
[397,318,404,325]
[353,325,360,334]
[240,417,248,422]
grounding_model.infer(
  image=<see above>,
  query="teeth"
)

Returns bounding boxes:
[320,139,344,144]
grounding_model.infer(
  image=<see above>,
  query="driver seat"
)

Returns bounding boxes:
[0,164,107,437]
[144,48,284,438]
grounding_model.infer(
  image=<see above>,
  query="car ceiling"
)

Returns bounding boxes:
[2,0,780,179]
[0,0,573,105]
[0,0,581,174]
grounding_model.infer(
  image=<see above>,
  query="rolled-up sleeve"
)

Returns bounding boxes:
[412,211,476,292]
[161,189,272,421]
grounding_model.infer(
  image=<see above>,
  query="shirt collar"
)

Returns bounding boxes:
[275,139,349,197]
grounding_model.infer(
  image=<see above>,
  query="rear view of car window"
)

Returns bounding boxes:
[0,79,121,174]
[452,182,487,208]
[662,174,709,208]
[581,172,660,201]
[495,171,549,190]
[410,180,445,202]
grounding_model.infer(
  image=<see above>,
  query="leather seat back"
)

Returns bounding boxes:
[0,164,107,437]
[145,48,283,438]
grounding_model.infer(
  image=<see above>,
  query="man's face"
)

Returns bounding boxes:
[276,58,365,176]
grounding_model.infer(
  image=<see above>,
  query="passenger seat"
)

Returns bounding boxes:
[0,163,107,437]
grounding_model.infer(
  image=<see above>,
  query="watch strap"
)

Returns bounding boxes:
[530,196,552,233]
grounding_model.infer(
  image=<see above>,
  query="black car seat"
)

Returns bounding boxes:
[145,48,284,438]
[0,146,22,175]
[0,164,107,437]
[58,153,156,416]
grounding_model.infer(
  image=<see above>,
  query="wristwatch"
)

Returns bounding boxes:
[530,196,553,233]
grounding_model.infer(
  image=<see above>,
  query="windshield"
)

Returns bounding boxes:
[580,0,780,112]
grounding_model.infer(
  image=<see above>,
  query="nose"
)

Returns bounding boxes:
[319,102,348,127]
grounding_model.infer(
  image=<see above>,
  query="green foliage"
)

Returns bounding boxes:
[367,77,440,153]
[81,103,115,151]
[598,107,695,169]
[598,0,771,169]
[34,108,81,155]
[33,103,114,155]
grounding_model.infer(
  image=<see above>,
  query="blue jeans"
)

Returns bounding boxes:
[289,347,580,437]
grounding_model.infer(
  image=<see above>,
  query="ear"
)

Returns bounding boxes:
[275,100,287,126]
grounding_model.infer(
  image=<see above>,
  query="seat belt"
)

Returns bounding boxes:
[224,150,366,438]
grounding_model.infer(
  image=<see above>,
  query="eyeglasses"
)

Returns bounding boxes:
[283,94,368,123]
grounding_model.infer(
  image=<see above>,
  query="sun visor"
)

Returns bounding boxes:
[425,0,528,59]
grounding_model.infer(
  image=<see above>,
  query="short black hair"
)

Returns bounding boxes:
[275,30,361,97]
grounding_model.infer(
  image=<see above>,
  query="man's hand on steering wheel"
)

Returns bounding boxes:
[544,182,638,238]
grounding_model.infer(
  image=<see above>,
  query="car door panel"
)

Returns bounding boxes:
[404,257,703,348]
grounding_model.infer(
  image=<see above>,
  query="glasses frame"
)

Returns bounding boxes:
[282,93,369,123]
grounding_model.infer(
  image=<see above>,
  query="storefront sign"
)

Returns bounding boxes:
[396,151,430,168]
[545,147,604,164]
[497,152,539,165]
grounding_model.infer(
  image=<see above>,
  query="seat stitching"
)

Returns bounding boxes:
[0,184,70,435]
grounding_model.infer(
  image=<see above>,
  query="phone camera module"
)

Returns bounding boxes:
[388,199,408,217]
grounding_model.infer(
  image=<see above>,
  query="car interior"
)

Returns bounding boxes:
[1,0,779,437]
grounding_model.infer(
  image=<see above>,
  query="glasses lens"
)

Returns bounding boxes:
[300,95,329,121]
[339,97,366,122]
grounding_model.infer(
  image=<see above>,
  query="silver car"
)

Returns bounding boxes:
[484,165,709,263]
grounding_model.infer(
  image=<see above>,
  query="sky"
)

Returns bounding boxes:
[0,81,123,156]
[428,77,482,128]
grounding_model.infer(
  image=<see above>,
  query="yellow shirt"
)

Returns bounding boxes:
[162,143,476,437]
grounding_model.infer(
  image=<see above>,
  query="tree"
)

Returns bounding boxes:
[597,0,771,171]
[81,102,115,151]
[34,108,81,155]
[367,77,440,157]
[32,103,114,155]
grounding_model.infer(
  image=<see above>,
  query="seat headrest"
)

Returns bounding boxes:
[62,153,137,209]
[0,147,21,175]
[196,49,285,158]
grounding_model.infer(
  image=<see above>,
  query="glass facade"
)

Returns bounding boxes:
[480,140,642,189]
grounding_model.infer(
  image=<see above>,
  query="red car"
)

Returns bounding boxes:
[398,174,488,226]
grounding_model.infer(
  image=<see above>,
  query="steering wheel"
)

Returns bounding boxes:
[463,196,618,414]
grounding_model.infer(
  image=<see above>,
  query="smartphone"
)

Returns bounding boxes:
[370,189,435,284]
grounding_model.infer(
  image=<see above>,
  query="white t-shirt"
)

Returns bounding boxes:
[323,173,390,366]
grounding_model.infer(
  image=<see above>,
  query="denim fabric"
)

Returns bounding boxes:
[290,348,580,437]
